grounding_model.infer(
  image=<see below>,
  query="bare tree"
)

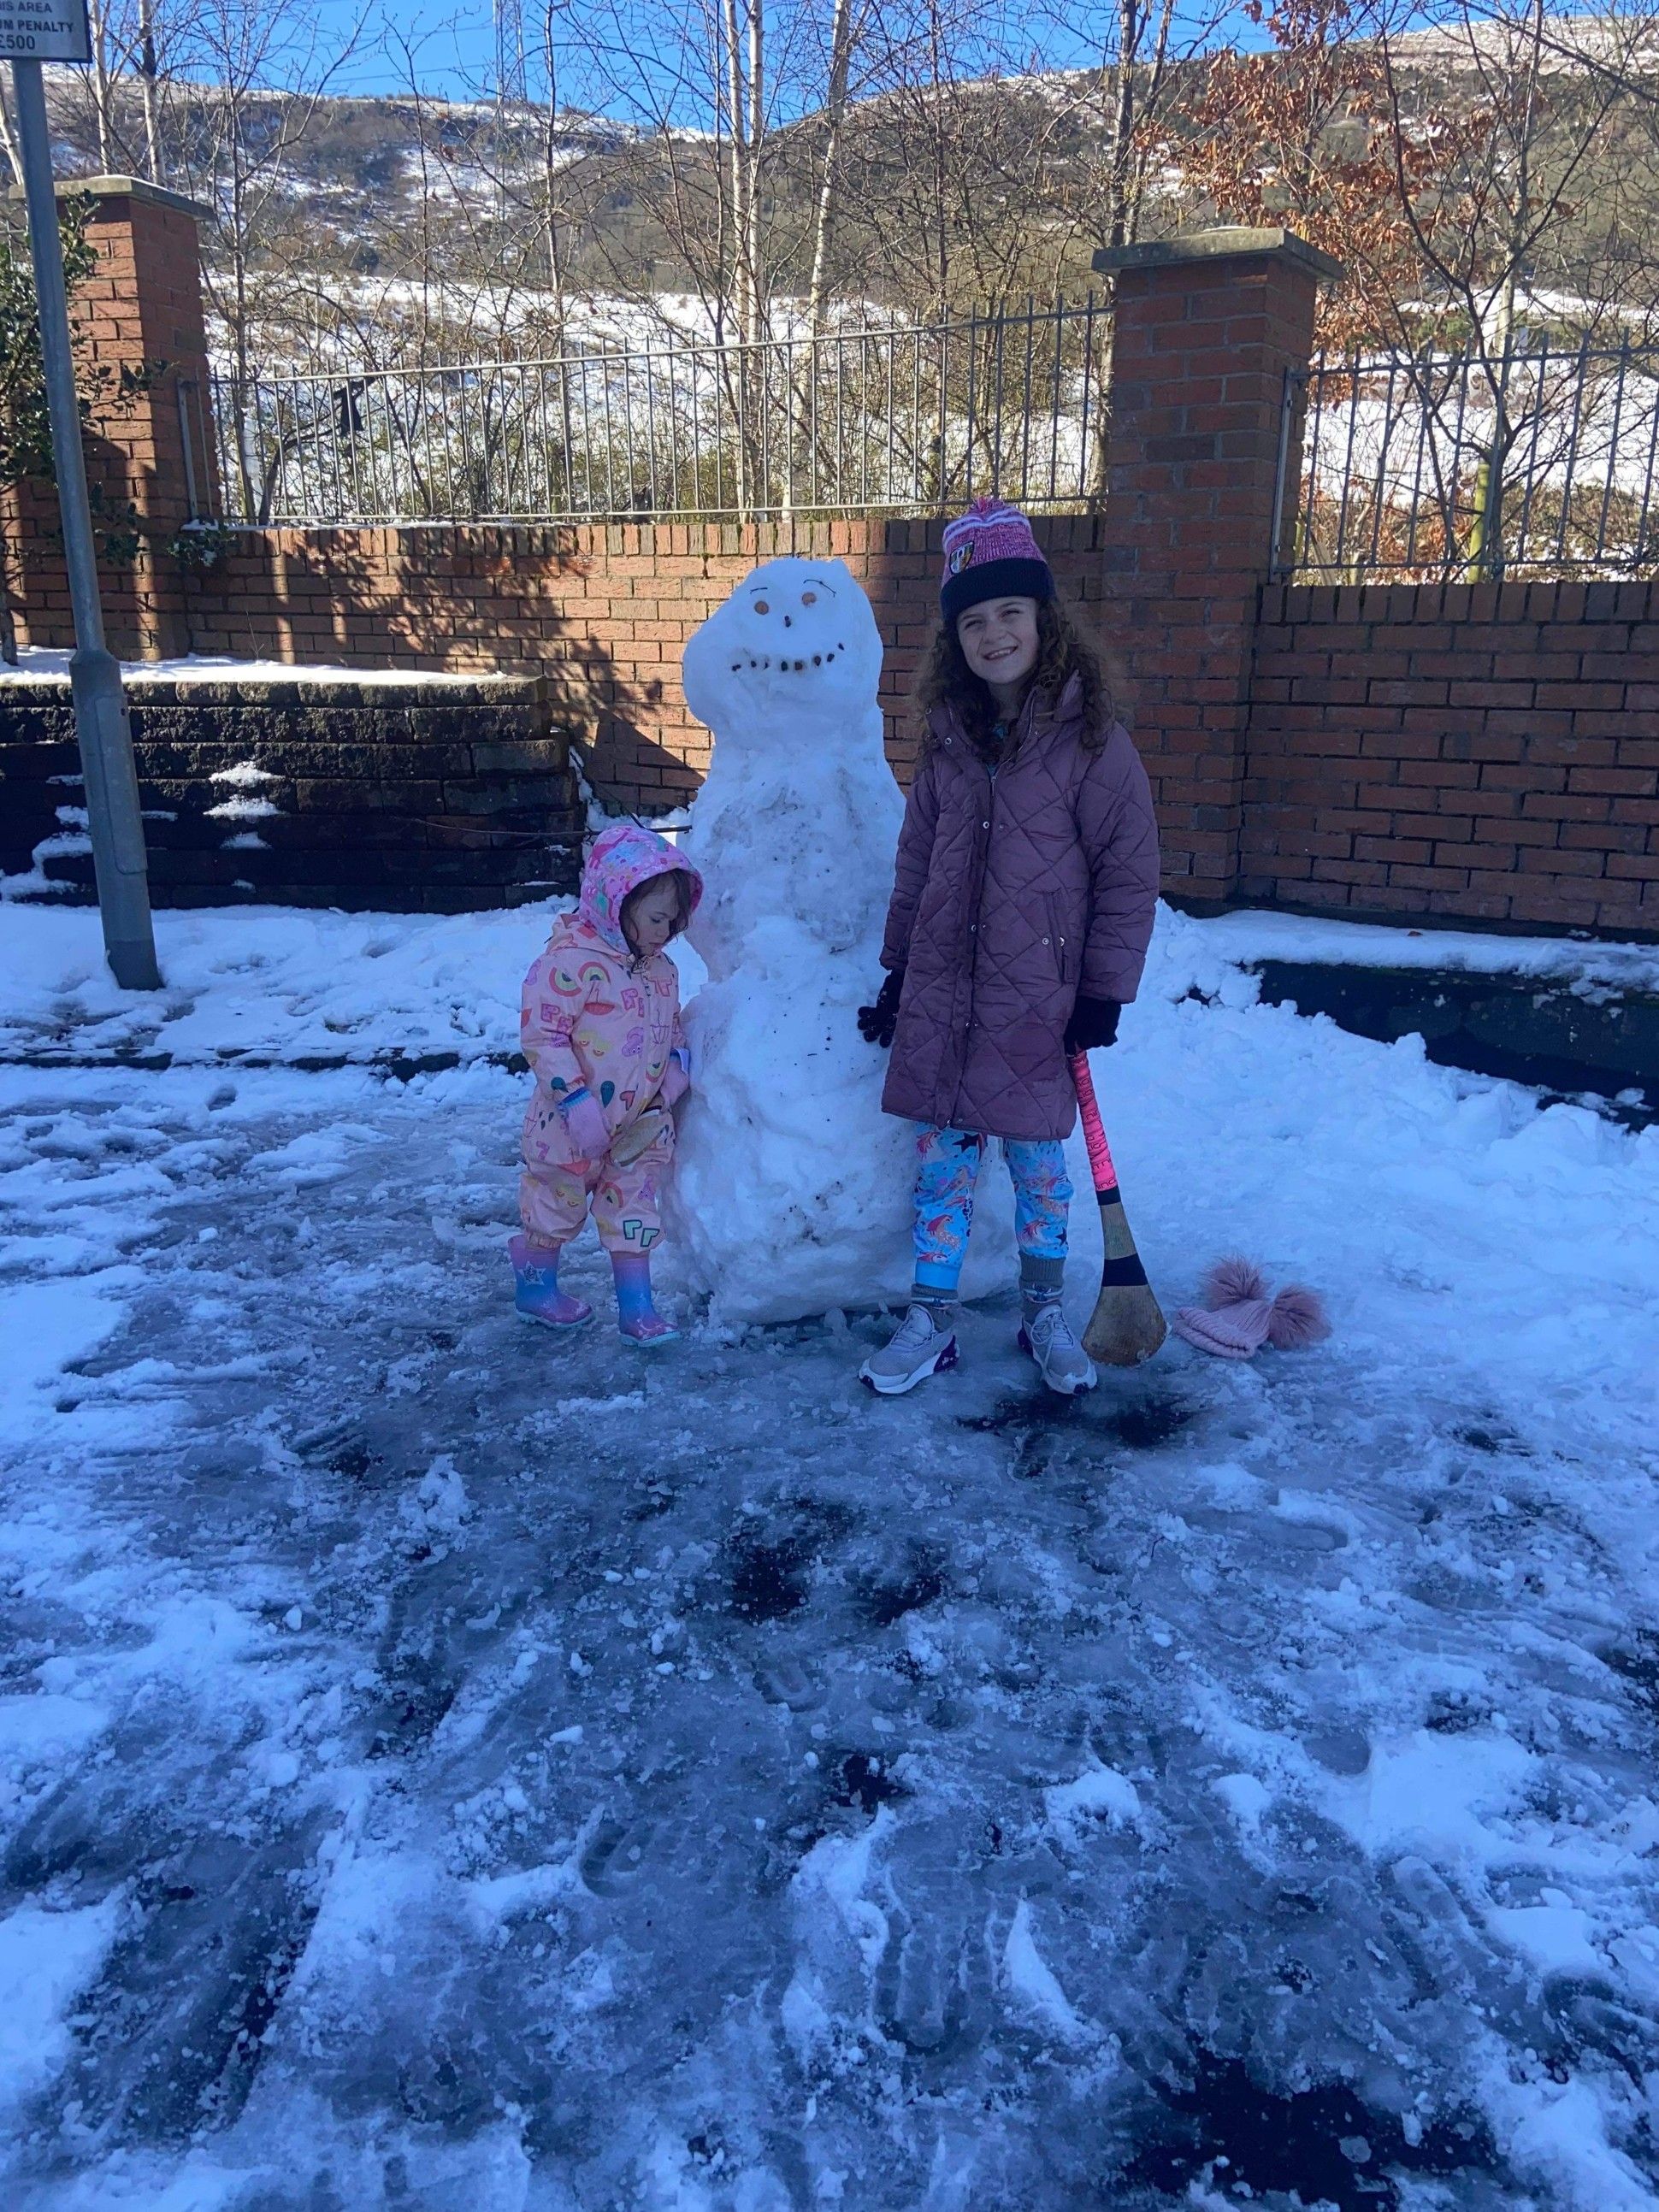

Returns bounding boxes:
[137,0,164,180]
[804,0,865,331]
[1368,0,1659,570]
[1038,0,1233,253]
[1373,0,1659,339]
[0,75,23,191]
[63,0,169,179]
[165,0,366,511]
[833,0,1089,316]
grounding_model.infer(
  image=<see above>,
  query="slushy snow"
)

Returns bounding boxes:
[0,899,1657,2209]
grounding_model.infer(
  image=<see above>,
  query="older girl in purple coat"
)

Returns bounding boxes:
[858,499,1160,1397]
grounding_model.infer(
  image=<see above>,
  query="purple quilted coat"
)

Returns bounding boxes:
[879,675,1160,1141]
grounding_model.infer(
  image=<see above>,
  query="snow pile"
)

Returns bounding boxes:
[4,892,1656,1368]
[0,902,558,1065]
[0,1899,125,2124]
[1165,902,1659,998]
[668,557,943,1323]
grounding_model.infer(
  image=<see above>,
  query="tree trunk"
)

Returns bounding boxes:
[88,0,116,171]
[723,0,747,338]
[1109,0,1137,249]
[805,0,853,337]
[540,1,577,509]
[0,519,18,666]
[139,0,163,183]
[745,0,764,350]
[0,75,23,190]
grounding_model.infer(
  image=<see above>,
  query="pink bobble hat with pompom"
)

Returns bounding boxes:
[1172,1258,1331,1361]
[939,497,1056,624]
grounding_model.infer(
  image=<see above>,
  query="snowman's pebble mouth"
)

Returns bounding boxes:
[728,646,846,675]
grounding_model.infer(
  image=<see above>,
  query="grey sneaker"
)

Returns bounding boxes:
[859,1303,959,1395]
[1019,1301,1097,1396]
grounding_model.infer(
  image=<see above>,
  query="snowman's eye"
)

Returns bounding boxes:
[753,599,770,615]
[800,591,817,605]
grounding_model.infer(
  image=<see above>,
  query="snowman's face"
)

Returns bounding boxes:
[683,557,882,734]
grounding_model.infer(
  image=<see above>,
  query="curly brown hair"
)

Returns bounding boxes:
[917,596,1120,764]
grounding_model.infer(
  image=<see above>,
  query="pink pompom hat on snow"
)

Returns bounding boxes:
[1172,1258,1331,1361]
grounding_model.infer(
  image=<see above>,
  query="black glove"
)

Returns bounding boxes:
[1064,994,1120,1055]
[857,968,904,1047]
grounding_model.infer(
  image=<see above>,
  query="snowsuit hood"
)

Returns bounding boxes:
[877,674,1160,1141]
[580,823,703,957]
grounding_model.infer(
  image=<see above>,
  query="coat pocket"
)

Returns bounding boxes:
[1045,894,1082,984]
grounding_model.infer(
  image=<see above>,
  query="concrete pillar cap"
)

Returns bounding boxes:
[6,173,215,225]
[1094,227,1344,284]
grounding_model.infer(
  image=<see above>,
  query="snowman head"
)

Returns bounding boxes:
[682,557,883,738]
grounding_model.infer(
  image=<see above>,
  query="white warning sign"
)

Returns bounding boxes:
[0,0,91,62]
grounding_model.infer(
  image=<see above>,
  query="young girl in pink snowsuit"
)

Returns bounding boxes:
[511,823,702,1344]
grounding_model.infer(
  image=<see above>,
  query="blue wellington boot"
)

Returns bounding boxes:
[510,1234,593,1329]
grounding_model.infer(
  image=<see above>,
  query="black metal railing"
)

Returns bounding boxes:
[1277,339,1659,582]
[204,298,1113,528]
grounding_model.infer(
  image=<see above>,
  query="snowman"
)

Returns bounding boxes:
[666,556,1014,1325]
[661,557,912,1324]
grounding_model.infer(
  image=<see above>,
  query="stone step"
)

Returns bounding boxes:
[1,670,587,910]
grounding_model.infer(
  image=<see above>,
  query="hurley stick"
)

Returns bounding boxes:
[1070,1051,1167,1366]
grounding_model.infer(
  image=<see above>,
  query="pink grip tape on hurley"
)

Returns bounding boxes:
[1069,1052,1119,1198]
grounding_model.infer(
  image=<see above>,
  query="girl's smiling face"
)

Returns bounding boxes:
[955,596,1041,703]
[622,874,682,958]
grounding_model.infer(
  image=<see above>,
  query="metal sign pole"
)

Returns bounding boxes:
[10,55,161,989]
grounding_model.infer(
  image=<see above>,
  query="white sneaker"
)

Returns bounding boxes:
[1020,1301,1097,1396]
[859,1303,959,1395]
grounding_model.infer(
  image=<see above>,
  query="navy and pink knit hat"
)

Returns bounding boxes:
[940,498,1055,625]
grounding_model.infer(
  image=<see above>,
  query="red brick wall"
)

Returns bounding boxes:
[20,511,1117,811]
[21,516,1659,934]
[1095,238,1331,905]
[15,184,217,658]
[1243,581,1659,935]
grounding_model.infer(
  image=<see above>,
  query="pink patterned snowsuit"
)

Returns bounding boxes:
[518,823,703,1256]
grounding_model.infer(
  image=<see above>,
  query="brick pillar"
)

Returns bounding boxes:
[30,174,216,660]
[1093,227,1340,909]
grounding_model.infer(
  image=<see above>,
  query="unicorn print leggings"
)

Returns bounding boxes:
[911,1124,1072,1301]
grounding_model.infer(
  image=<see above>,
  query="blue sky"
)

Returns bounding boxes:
[302,0,1265,106]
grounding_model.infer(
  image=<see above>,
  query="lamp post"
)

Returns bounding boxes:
[6,8,160,989]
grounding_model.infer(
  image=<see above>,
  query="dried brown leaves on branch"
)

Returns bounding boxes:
[1176,0,1492,349]
[1178,0,1659,351]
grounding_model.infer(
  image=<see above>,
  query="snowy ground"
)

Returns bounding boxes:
[2,903,1658,2211]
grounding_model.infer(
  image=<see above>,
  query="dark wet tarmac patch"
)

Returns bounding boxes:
[958,1389,1196,1455]
[1123,2051,1501,2209]
[856,1543,948,1626]
[832,1751,907,1814]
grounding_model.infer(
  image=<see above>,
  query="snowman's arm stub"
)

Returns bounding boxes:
[880,748,942,973]
[520,951,597,1097]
